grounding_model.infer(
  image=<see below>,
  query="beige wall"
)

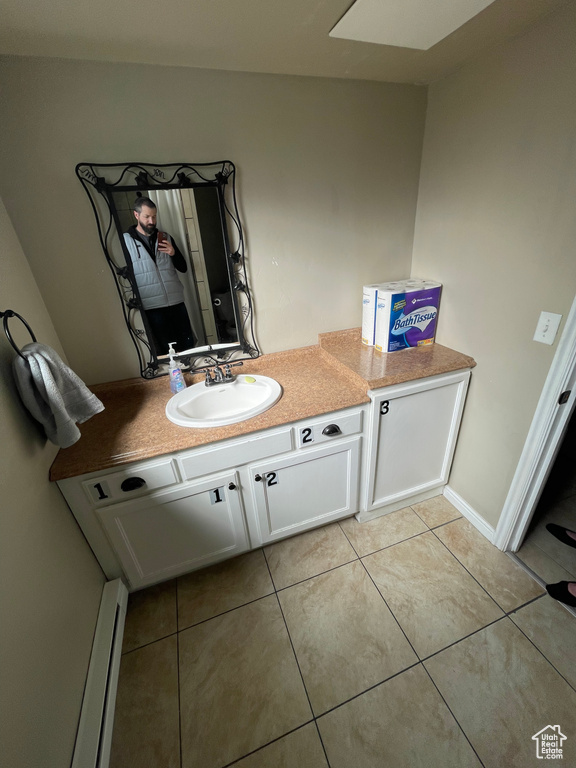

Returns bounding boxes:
[0,56,426,384]
[412,3,576,528]
[0,199,105,768]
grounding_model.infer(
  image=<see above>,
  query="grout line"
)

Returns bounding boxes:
[272,589,316,718]
[264,536,360,593]
[313,719,332,768]
[339,517,432,560]
[357,557,421,660]
[177,590,276,634]
[337,519,362,557]
[429,526,511,614]
[419,615,507,664]
[421,664,487,768]
[121,630,179,656]
[508,606,576,695]
[261,545,277,592]
[218,721,316,768]
[262,545,279,592]
[506,591,547,614]
[315,661,422,718]
[274,557,359,594]
[265,546,333,766]
[428,515,464,530]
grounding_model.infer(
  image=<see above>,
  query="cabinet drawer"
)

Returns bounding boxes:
[178,428,293,481]
[295,409,363,448]
[82,458,178,506]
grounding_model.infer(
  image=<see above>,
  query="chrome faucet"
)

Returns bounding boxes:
[204,361,243,386]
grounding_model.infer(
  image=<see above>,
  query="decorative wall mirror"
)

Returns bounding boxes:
[76,161,259,378]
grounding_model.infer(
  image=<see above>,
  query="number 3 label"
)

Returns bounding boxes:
[380,400,390,416]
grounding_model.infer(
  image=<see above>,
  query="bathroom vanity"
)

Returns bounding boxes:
[52,329,475,590]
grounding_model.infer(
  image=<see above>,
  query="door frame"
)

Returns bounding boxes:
[494,294,576,551]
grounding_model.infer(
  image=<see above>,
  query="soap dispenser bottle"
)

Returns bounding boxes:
[168,342,187,394]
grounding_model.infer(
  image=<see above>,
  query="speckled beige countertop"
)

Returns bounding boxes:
[318,328,476,389]
[49,329,475,481]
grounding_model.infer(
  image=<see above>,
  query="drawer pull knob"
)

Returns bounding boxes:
[322,424,342,436]
[228,482,237,491]
[121,477,146,492]
[254,474,263,482]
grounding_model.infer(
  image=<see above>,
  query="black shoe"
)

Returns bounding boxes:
[546,523,576,549]
[546,581,576,607]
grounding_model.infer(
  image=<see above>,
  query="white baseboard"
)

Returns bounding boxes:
[443,486,496,544]
[72,578,128,768]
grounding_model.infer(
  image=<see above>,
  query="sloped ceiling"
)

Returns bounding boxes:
[0,0,566,83]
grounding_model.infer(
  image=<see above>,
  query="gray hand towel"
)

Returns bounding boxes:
[13,342,105,448]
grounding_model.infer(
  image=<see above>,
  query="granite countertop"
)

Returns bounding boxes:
[318,328,476,389]
[49,329,475,481]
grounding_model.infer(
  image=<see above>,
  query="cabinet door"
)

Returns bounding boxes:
[250,436,361,544]
[97,472,249,589]
[365,371,470,512]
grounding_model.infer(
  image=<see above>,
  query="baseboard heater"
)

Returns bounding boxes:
[72,579,128,768]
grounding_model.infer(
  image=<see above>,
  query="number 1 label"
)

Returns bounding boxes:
[210,487,225,505]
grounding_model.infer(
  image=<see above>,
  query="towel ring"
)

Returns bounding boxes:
[0,310,37,360]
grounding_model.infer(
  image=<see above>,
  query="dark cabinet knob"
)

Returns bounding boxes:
[228,482,237,490]
[322,424,342,436]
[121,477,146,492]
[254,474,263,482]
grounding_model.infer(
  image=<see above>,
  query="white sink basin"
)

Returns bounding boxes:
[166,374,283,428]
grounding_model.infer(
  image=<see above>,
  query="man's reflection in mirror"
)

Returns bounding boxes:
[123,197,196,356]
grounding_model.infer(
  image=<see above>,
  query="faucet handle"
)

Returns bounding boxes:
[204,369,214,386]
[224,361,243,380]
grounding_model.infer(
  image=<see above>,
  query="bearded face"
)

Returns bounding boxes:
[134,205,157,236]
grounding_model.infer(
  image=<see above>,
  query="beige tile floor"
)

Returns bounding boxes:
[111,497,576,768]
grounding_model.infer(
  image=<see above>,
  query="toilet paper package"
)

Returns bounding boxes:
[362,279,436,347]
[362,284,386,346]
[372,279,442,352]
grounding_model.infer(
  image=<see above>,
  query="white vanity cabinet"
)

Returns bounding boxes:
[57,407,365,590]
[359,369,470,520]
[56,366,471,588]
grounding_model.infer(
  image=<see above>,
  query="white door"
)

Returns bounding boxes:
[97,471,249,589]
[365,371,470,513]
[249,436,361,544]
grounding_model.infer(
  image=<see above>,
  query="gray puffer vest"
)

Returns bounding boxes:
[123,231,185,310]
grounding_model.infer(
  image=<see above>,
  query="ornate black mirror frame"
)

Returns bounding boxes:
[76,160,259,378]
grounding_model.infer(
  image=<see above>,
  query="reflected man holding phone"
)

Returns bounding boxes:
[123,196,196,356]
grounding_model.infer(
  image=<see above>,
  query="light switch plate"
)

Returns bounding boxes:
[533,311,562,345]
